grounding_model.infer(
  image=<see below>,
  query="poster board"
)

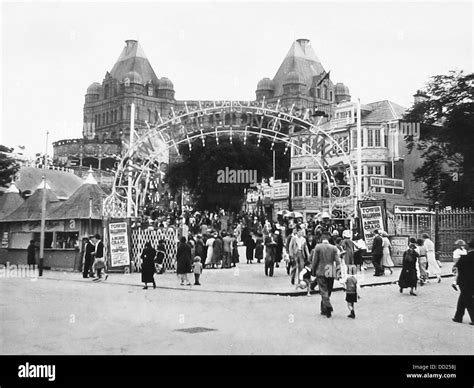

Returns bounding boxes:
[108,220,131,268]
[358,200,388,252]
[389,235,409,266]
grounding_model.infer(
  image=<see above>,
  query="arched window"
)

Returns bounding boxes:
[323,85,328,100]
[127,106,131,120]
[155,111,158,122]
[317,88,321,98]
[120,107,123,121]
[148,109,152,123]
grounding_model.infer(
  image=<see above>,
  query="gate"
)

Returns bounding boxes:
[388,207,474,261]
[130,228,178,271]
[438,208,474,260]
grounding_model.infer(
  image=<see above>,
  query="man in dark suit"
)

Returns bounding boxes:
[311,232,341,318]
[92,234,107,281]
[452,238,474,325]
[82,236,95,278]
[372,230,384,276]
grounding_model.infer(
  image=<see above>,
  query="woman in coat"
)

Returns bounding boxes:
[399,240,419,296]
[231,234,240,267]
[140,242,157,289]
[176,237,192,285]
[245,234,256,264]
[255,233,264,263]
[212,233,223,268]
[381,231,395,275]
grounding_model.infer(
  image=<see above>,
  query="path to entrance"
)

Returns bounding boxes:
[43,246,455,295]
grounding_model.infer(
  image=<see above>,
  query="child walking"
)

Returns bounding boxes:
[342,274,361,318]
[192,256,203,286]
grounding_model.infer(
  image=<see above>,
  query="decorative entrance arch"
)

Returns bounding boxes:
[104,100,357,218]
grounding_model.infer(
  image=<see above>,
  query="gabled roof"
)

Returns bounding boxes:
[272,39,326,97]
[14,167,83,200]
[362,100,407,123]
[0,191,24,220]
[2,188,61,222]
[48,182,105,220]
[110,40,159,84]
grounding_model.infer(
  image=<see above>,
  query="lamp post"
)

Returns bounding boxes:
[39,131,49,277]
[434,201,440,256]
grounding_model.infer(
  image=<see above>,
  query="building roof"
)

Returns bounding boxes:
[2,188,61,222]
[362,100,407,123]
[47,182,105,220]
[110,40,159,85]
[0,191,24,220]
[14,167,83,200]
[272,38,326,97]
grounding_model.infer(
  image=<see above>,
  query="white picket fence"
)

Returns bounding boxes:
[130,228,178,271]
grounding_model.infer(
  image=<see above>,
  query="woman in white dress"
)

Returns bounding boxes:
[422,233,441,282]
[381,231,394,275]
[205,234,215,268]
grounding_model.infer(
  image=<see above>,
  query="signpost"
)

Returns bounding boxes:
[108,221,131,268]
[389,235,409,266]
[369,177,404,191]
[358,199,388,252]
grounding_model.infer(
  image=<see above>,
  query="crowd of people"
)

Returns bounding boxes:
[79,207,473,325]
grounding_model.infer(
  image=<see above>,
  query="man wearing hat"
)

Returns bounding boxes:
[452,238,474,325]
[372,230,384,276]
[82,236,95,278]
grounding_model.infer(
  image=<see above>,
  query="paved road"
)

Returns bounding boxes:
[0,268,471,355]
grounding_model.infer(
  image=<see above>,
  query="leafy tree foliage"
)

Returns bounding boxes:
[404,71,474,207]
[165,136,289,212]
[0,145,20,188]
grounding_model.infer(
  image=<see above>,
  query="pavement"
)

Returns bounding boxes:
[1,247,470,356]
[0,266,471,355]
[38,245,456,296]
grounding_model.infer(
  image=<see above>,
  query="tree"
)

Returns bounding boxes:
[404,70,474,207]
[165,136,289,212]
[0,145,21,188]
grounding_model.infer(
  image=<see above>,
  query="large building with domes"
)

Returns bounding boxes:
[53,38,428,216]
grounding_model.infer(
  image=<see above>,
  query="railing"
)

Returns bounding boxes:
[387,207,474,261]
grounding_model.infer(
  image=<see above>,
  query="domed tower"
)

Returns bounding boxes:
[334,83,351,103]
[255,77,275,100]
[157,77,175,100]
[282,71,306,95]
[85,82,101,103]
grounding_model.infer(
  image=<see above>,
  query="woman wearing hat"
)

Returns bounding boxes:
[399,238,419,296]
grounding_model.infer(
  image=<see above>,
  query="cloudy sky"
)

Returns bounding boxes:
[1,0,472,157]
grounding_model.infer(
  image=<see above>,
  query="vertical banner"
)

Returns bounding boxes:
[358,200,387,252]
[108,220,131,267]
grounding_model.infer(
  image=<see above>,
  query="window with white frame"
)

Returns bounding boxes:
[293,172,303,197]
[367,129,374,147]
[375,129,381,147]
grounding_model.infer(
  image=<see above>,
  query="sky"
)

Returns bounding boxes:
[1,0,472,158]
